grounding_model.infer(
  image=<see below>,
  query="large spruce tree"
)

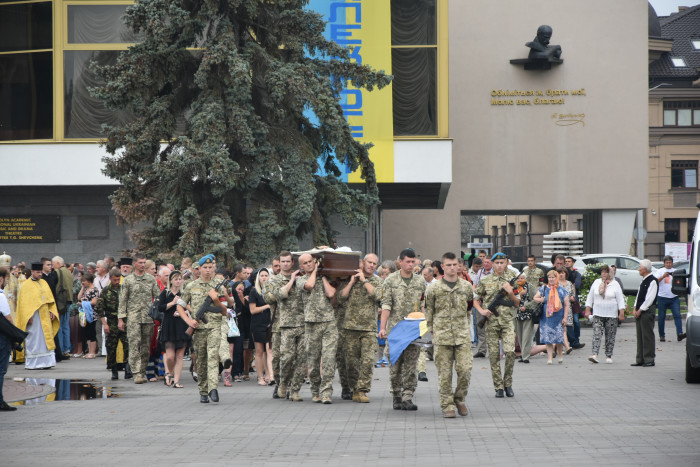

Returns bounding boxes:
[93,0,391,266]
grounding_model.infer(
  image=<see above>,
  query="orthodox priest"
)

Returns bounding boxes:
[16,262,60,370]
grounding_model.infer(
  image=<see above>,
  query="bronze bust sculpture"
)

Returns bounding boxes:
[511,25,563,70]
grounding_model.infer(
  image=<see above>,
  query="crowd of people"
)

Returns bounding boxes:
[0,248,683,416]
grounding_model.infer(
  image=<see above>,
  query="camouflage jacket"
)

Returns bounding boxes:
[96,282,120,321]
[265,273,304,328]
[381,271,426,334]
[475,270,518,324]
[117,273,160,323]
[523,266,544,289]
[337,275,383,332]
[297,275,334,323]
[180,277,227,330]
[425,278,474,345]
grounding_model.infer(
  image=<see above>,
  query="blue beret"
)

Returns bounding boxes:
[198,254,215,267]
[491,252,507,261]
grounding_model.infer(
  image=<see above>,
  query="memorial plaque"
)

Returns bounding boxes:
[0,216,61,243]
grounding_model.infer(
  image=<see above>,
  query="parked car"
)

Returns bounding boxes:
[565,254,654,295]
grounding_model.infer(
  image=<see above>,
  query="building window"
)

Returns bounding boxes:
[665,218,680,242]
[390,0,446,138]
[663,101,700,127]
[692,39,700,50]
[63,2,136,139]
[0,1,53,141]
[671,57,687,67]
[671,160,698,189]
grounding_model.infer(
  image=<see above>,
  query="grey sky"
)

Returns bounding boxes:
[649,0,699,16]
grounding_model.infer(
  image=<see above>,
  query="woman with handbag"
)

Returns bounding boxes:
[77,273,99,359]
[249,268,273,386]
[584,264,626,364]
[533,269,569,365]
[159,270,188,387]
[557,268,575,354]
[513,273,535,363]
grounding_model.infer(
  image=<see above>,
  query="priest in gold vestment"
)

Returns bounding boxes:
[16,262,59,369]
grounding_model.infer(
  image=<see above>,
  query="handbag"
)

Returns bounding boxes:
[79,309,87,327]
[227,314,240,338]
[532,286,546,324]
[148,295,164,322]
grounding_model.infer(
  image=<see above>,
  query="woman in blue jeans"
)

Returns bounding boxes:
[654,256,686,342]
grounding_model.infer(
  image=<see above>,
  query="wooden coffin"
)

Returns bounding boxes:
[292,249,361,279]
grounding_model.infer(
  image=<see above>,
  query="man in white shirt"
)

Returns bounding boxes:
[631,260,658,367]
[468,258,482,284]
[653,255,686,342]
[93,260,110,295]
[0,267,17,411]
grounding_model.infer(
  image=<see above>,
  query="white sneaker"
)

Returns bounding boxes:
[605,357,613,364]
[588,355,599,364]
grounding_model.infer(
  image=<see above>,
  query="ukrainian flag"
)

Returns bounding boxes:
[387,319,428,366]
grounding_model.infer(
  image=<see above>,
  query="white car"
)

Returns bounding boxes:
[568,254,653,295]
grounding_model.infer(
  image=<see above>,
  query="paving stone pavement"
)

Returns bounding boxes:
[1,324,699,466]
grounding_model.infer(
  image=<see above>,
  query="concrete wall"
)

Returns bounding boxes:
[382,0,648,261]
[0,187,132,265]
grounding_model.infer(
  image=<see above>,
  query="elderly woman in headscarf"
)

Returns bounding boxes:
[533,269,569,364]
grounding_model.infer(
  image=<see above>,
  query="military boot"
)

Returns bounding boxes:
[341,389,353,400]
[356,391,370,403]
[393,396,403,410]
[124,363,133,380]
[352,392,361,402]
[111,368,119,380]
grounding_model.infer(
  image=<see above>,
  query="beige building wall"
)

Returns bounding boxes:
[382,0,648,261]
[647,90,700,258]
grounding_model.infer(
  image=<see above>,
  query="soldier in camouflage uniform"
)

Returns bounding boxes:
[424,252,474,418]
[118,253,160,384]
[523,255,544,291]
[97,268,129,380]
[178,254,228,403]
[336,254,381,403]
[265,251,305,401]
[297,253,338,404]
[334,298,351,399]
[474,252,520,398]
[379,248,426,411]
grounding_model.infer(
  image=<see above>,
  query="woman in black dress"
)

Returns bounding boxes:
[158,270,188,388]
[249,268,272,385]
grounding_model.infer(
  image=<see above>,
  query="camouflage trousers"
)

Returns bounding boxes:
[105,318,128,370]
[127,320,153,377]
[271,330,281,382]
[193,327,221,395]
[344,329,377,393]
[218,319,230,363]
[336,329,350,392]
[305,321,338,398]
[434,344,473,413]
[280,326,306,393]
[386,341,419,401]
[486,318,516,390]
[417,347,427,373]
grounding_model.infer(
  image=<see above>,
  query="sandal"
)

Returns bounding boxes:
[83,354,96,359]
[257,377,267,386]
[164,373,172,387]
[172,381,183,388]
[149,376,158,382]
[242,374,250,381]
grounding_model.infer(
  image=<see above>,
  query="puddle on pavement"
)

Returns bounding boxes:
[10,378,121,405]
